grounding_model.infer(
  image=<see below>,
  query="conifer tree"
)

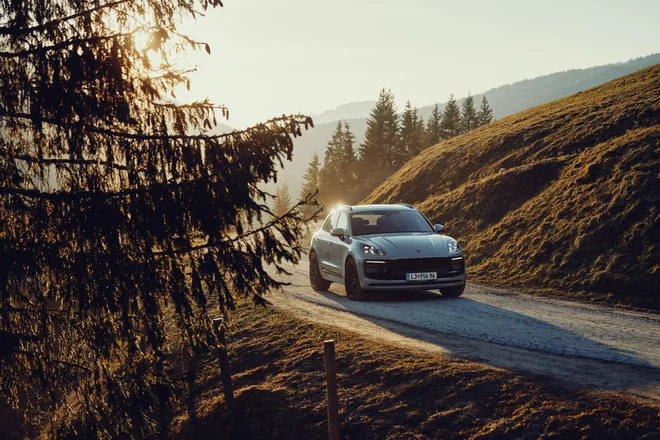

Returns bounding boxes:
[461,93,479,133]
[300,154,321,217]
[318,121,358,207]
[477,95,494,126]
[398,101,417,166]
[425,103,443,148]
[319,122,345,207]
[414,111,426,156]
[0,1,315,436]
[399,101,426,164]
[441,94,462,139]
[273,184,293,217]
[340,122,358,201]
[357,89,399,194]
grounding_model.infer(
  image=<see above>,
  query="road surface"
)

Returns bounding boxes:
[267,259,660,401]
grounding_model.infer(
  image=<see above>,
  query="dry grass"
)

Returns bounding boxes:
[365,65,660,309]
[171,304,660,439]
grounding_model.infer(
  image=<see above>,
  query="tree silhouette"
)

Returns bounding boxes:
[357,89,399,196]
[340,122,358,202]
[425,103,443,148]
[477,95,494,126]
[413,111,426,158]
[461,93,479,133]
[0,0,315,436]
[300,153,321,217]
[441,94,462,139]
[273,184,293,217]
[319,121,345,207]
[318,121,358,207]
[399,101,425,165]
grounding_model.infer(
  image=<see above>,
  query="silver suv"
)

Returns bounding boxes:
[309,204,466,300]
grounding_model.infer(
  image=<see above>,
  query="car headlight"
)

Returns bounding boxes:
[360,244,386,256]
[447,239,461,254]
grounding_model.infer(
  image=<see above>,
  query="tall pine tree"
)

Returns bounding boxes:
[414,111,426,157]
[399,101,426,166]
[319,122,346,207]
[425,103,443,148]
[340,122,358,201]
[357,89,400,195]
[300,154,321,217]
[477,95,494,126]
[461,92,479,133]
[441,94,462,139]
[273,184,292,217]
[0,0,316,436]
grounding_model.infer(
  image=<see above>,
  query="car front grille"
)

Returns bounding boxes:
[363,257,464,281]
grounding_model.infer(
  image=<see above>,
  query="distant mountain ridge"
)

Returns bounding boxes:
[421,52,660,122]
[275,52,660,197]
[310,101,376,125]
[210,123,234,134]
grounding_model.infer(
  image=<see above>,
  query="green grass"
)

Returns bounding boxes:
[365,65,660,309]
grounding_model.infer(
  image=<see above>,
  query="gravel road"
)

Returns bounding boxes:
[267,259,660,401]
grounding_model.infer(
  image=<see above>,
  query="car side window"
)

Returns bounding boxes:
[336,212,348,234]
[322,212,338,232]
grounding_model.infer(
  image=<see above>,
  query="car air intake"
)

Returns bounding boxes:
[363,257,464,280]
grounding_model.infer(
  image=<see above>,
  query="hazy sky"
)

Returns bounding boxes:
[174,0,660,128]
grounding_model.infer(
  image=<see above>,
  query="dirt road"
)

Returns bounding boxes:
[267,260,660,401]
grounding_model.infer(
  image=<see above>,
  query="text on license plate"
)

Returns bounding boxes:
[406,272,437,281]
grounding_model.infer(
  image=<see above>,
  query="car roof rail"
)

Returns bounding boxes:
[398,203,414,209]
[343,204,353,211]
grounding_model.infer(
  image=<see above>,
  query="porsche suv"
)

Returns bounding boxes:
[308,204,466,300]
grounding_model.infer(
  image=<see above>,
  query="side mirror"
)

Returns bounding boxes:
[434,224,446,234]
[330,228,346,240]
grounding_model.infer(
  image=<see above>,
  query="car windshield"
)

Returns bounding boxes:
[350,210,434,235]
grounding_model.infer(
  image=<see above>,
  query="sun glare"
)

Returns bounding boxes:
[132,30,164,68]
[132,30,151,52]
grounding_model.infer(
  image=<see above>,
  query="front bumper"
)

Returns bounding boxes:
[356,256,466,290]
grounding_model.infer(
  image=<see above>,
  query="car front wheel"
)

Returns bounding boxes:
[440,283,465,298]
[309,251,331,291]
[344,258,367,301]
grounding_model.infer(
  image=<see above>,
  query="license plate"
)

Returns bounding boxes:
[406,272,437,281]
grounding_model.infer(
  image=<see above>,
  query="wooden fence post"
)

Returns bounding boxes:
[324,340,340,440]
[213,318,236,417]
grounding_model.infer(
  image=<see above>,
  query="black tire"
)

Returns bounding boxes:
[344,258,367,301]
[440,283,465,298]
[309,251,331,291]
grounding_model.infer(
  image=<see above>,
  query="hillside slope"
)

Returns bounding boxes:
[365,65,660,308]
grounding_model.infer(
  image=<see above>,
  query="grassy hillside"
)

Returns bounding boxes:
[365,65,660,309]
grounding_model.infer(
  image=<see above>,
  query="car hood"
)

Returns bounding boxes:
[356,233,458,257]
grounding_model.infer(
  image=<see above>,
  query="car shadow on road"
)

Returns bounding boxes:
[366,289,444,302]
[311,287,660,397]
